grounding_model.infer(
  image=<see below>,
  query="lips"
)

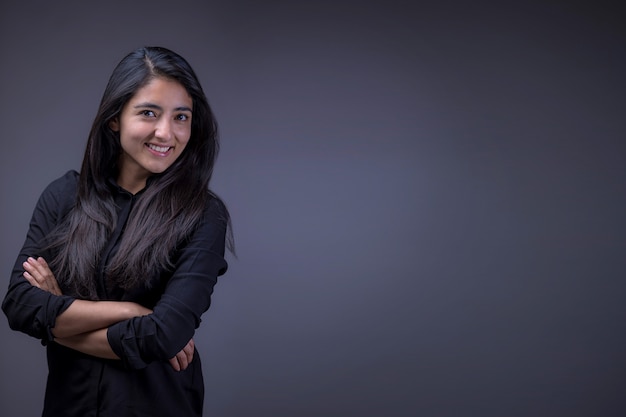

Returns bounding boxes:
[146,143,173,155]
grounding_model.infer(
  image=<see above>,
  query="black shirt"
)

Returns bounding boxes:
[2,170,228,417]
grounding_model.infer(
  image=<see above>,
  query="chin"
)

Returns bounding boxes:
[147,162,174,174]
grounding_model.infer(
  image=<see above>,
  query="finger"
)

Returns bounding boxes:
[169,357,181,372]
[23,261,45,285]
[23,258,38,272]
[176,350,189,371]
[36,257,49,267]
[30,257,53,278]
[23,271,40,288]
[23,260,35,273]
[170,350,189,371]
[23,258,62,295]
[26,256,44,268]
[25,257,46,276]
[183,341,194,364]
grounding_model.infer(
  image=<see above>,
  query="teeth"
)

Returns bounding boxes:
[148,144,170,153]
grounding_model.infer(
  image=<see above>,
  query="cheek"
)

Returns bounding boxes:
[119,124,146,142]
[175,127,192,146]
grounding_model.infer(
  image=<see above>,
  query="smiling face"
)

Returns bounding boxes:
[110,77,193,193]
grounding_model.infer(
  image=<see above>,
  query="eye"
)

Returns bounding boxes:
[175,113,190,121]
[140,110,156,117]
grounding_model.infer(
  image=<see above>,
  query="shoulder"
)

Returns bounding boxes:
[37,170,79,218]
[188,191,230,248]
[206,192,227,216]
[43,170,79,194]
[202,191,231,232]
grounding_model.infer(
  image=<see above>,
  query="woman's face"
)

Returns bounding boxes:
[110,77,193,193]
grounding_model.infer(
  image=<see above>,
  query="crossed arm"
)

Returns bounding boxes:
[22,256,194,371]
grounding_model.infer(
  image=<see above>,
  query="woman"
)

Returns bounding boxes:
[2,46,233,416]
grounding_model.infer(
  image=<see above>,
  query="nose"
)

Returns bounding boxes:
[154,118,173,142]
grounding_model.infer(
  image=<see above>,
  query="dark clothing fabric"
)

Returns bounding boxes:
[2,170,228,417]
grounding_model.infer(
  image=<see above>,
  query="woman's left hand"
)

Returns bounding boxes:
[23,256,63,296]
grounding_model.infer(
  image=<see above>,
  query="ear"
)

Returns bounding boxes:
[109,118,120,132]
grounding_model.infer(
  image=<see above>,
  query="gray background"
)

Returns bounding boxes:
[1,1,624,416]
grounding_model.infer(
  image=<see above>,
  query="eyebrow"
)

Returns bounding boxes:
[133,102,192,112]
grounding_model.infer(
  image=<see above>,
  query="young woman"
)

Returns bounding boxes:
[2,46,233,416]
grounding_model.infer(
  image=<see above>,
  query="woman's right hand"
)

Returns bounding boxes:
[169,338,195,371]
[23,256,188,369]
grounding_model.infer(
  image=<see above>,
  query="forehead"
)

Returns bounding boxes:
[129,77,193,107]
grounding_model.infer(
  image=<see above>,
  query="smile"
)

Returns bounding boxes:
[146,143,172,154]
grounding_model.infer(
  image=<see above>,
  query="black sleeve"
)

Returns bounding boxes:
[1,171,79,345]
[107,197,229,369]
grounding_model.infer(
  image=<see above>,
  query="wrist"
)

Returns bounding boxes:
[125,301,152,318]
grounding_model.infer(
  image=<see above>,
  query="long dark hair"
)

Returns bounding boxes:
[48,46,233,299]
